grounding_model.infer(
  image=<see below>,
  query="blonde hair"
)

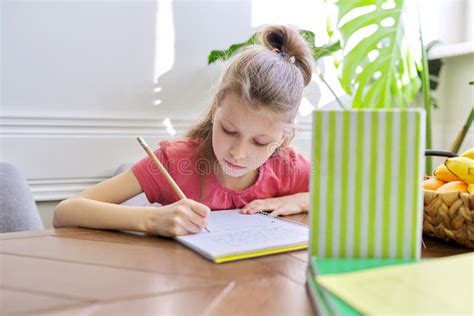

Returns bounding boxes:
[187,25,313,162]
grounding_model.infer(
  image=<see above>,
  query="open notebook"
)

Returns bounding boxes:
[175,209,308,263]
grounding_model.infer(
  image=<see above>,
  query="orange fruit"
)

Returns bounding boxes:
[433,164,461,182]
[436,181,468,193]
[422,178,446,191]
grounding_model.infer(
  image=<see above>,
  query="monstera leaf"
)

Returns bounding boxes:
[337,0,421,108]
[208,33,258,64]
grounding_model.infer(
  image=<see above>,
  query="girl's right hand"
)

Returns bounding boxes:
[145,199,210,237]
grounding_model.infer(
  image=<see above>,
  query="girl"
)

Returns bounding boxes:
[53,25,313,237]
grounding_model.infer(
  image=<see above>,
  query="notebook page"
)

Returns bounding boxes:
[176,209,308,258]
[206,209,287,232]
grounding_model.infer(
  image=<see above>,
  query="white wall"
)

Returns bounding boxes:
[1,0,472,228]
[432,54,474,154]
[0,0,257,201]
[423,0,474,164]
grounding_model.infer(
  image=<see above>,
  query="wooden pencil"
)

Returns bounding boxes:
[137,136,186,200]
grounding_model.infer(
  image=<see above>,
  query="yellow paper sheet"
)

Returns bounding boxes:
[316,253,474,315]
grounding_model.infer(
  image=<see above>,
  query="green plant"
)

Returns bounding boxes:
[335,0,421,108]
[336,0,435,172]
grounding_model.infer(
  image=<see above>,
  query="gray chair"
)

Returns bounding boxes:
[0,162,43,233]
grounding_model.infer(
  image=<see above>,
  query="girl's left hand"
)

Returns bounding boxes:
[241,192,309,216]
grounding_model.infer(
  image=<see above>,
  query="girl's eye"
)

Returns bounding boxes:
[253,140,268,147]
[221,123,269,146]
[222,126,237,135]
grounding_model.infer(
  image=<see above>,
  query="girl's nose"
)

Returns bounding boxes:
[230,140,247,160]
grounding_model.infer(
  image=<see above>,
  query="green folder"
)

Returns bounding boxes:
[306,257,418,315]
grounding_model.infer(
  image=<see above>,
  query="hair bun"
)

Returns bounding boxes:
[259,25,313,86]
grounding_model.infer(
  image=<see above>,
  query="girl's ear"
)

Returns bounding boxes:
[268,141,281,157]
[281,128,295,147]
[279,133,290,147]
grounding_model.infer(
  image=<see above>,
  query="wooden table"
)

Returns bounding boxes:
[1,213,470,316]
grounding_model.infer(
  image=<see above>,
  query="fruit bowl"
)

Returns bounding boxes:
[422,148,474,248]
[423,190,474,248]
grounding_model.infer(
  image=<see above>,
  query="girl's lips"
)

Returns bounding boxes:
[224,159,245,170]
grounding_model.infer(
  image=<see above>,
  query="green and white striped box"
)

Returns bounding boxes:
[309,109,425,259]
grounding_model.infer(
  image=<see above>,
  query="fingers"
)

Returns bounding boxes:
[269,208,285,217]
[242,196,305,216]
[241,199,273,214]
[167,209,204,236]
[184,199,211,218]
[175,216,203,235]
[186,210,208,232]
[269,207,299,217]
[183,199,210,230]
[241,207,263,215]
[171,199,210,235]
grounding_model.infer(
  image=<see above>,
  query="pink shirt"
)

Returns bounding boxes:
[132,139,310,210]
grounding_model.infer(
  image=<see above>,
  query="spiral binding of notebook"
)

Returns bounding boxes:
[256,211,309,228]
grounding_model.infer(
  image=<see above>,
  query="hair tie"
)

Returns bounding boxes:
[272,47,295,64]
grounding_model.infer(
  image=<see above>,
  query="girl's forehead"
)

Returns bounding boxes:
[218,94,287,125]
[216,97,287,136]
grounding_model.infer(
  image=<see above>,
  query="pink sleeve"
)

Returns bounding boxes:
[131,142,175,204]
[294,153,311,192]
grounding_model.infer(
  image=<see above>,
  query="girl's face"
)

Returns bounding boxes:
[212,93,286,179]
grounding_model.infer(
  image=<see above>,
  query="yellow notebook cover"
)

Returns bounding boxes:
[316,253,474,315]
[175,209,308,263]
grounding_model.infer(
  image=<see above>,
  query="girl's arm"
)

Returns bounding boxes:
[241,192,309,216]
[53,170,210,237]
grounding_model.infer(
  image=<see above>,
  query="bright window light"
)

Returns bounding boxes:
[162,117,176,135]
[154,0,175,83]
[299,97,315,117]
